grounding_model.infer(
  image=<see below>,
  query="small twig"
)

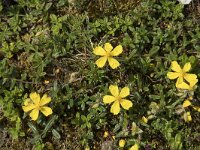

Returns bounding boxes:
[145,75,161,83]
[1,77,43,85]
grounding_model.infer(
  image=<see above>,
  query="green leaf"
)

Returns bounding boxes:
[45,2,52,11]
[42,115,58,138]
[28,122,38,134]
[149,95,160,100]
[149,46,160,56]
[50,14,58,23]
[52,129,61,139]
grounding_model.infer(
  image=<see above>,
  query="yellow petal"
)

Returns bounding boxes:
[40,94,51,106]
[119,87,130,98]
[85,147,90,150]
[193,106,200,112]
[142,116,148,124]
[183,111,192,122]
[183,100,191,108]
[110,101,120,115]
[109,85,119,97]
[176,82,190,90]
[187,112,192,121]
[171,61,182,72]
[104,43,113,52]
[103,95,116,104]
[29,109,39,121]
[30,92,40,105]
[108,57,120,69]
[120,99,133,110]
[44,80,49,84]
[40,106,53,116]
[129,144,139,150]
[24,98,33,106]
[189,78,198,87]
[112,136,115,140]
[110,45,123,56]
[175,77,184,88]
[167,72,180,79]
[183,62,191,72]
[178,78,198,91]
[103,131,109,138]
[95,56,107,68]
[22,104,35,112]
[93,46,106,56]
[119,139,126,148]
[184,73,197,83]
[189,96,193,100]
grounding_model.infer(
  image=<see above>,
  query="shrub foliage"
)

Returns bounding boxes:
[0,0,200,149]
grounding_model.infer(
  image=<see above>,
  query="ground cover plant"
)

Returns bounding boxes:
[0,0,200,149]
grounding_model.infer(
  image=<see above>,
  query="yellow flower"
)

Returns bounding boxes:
[93,43,123,69]
[141,116,148,124]
[119,139,126,148]
[129,144,139,150]
[103,131,109,138]
[22,92,53,121]
[167,61,197,87]
[182,100,191,108]
[112,136,115,140]
[177,78,198,91]
[85,147,90,150]
[182,99,200,112]
[193,106,200,112]
[183,111,192,122]
[189,96,193,100]
[44,80,50,84]
[103,85,133,115]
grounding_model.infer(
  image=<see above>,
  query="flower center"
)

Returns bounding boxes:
[106,51,111,57]
[35,104,40,110]
[180,70,185,77]
[116,96,122,102]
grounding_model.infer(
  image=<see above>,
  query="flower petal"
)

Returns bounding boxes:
[142,116,148,124]
[177,79,198,91]
[24,98,33,106]
[171,61,182,72]
[186,112,192,122]
[93,46,106,56]
[176,81,190,90]
[30,92,40,105]
[110,101,120,115]
[29,109,39,121]
[109,85,119,97]
[167,72,180,79]
[40,106,53,116]
[103,131,109,138]
[108,57,120,69]
[104,43,113,52]
[129,144,139,150]
[193,106,200,112]
[22,104,35,112]
[183,100,191,108]
[176,77,184,88]
[184,73,197,83]
[103,95,116,104]
[189,78,198,87]
[110,45,123,56]
[119,139,126,148]
[119,87,130,98]
[95,56,107,68]
[183,62,191,72]
[120,99,133,110]
[40,94,51,106]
